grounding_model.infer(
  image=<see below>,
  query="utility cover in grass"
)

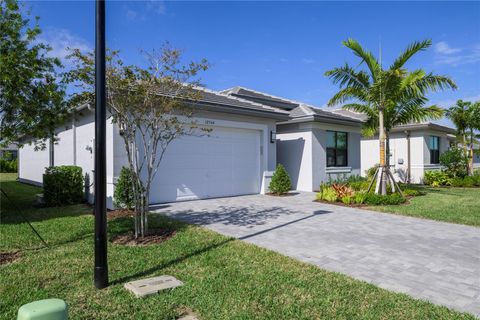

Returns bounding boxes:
[124,275,183,298]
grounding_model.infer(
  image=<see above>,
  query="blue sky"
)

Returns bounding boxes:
[28,1,480,125]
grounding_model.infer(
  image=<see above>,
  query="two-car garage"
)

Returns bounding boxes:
[149,125,262,204]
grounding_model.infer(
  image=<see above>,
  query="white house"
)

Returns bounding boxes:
[222,87,363,192]
[18,87,289,209]
[360,123,457,183]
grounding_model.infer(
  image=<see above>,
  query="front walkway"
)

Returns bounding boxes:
[152,192,480,316]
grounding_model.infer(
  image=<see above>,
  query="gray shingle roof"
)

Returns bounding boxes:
[221,86,299,110]
[192,87,290,116]
[221,87,363,124]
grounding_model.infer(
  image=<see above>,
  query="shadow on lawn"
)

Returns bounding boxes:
[111,210,328,285]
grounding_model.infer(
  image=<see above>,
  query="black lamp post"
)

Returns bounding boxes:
[94,0,108,289]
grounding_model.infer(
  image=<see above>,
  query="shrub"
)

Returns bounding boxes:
[365,164,379,179]
[114,166,135,209]
[424,170,452,187]
[402,188,423,197]
[348,180,370,191]
[341,195,353,205]
[331,183,354,199]
[269,164,292,195]
[363,193,406,206]
[316,186,337,202]
[0,151,17,173]
[43,166,84,207]
[354,191,368,204]
[440,146,468,178]
[0,158,17,173]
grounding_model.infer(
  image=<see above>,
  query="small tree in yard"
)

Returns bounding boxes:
[440,146,468,178]
[1,1,68,148]
[269,164,292,195]
[65,45,209,238]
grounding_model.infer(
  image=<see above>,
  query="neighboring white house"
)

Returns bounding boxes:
[360,123,457,183]
[18,87,289,209]
[222,87,363,192]
[0,143,18,160]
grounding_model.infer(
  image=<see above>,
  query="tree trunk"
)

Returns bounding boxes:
[469,129,474,176]
[377,109,387,195]
[386,131,390,169]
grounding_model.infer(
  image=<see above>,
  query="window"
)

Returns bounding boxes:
[326,131,348,167]
[429,136,440,164]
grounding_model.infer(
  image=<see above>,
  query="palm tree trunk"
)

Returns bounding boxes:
[386,131,390,169]
[463,132,468,175]
[378,109,387,195]
[469,128,474,176]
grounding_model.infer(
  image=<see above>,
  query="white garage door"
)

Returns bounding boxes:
[149,126,261,204]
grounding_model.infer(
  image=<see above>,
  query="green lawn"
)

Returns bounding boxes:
[0,173,476,319]
[368,186,480,227]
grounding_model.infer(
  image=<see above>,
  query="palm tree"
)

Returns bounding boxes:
[447,100,480,175]
[325,39,456,194]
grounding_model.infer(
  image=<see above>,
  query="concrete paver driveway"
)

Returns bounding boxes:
[152,192,480,316]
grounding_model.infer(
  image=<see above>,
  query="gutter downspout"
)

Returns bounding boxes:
[405,130,411,184]
[73,115,77,166]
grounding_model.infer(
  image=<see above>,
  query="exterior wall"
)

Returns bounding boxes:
[277,121,362,192]
[18,142,51,185]
[277,128,312,191]
[361,129,454,183]
[18,109,115,208]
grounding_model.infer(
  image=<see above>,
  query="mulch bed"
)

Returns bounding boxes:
[107,209,135,220]
[266,192,299,197]
[0,251,21,265]
[111,228,176,246]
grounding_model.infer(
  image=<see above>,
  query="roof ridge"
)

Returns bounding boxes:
[196,85,289,114]
[221,86,305,106]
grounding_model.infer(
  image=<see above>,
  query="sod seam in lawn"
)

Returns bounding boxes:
[0,173,476,319]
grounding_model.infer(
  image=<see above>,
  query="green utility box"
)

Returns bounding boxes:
[17,298,68,320]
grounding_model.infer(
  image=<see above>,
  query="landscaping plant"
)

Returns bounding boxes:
[269,164,292,195]
[0,152,17,173]
[65,45,209,238]
[326,39,456,194]
[439,146,468,178]
[446,100,480,175]
[43,166,84,207]
[113,167,136,209]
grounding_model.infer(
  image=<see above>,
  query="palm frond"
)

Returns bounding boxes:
[394,104,444,126]
[324,64,370,89]
[326,87,368,107]
[390,39,432,70]
[342,38,381,81]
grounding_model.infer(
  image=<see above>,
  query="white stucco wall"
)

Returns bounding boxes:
[361,129,454,183]
[18,109,115,207]
[277,121,362,192]
[277,129,312,191]
[18,142,51,185]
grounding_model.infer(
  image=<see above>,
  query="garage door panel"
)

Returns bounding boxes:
[149,126,261,204]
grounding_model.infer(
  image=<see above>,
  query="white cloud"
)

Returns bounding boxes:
[302,58,315,64]
[146,0,166,15]
[434,42,480,66]
[435,41,462,54]
[126,9,138,20]
[37,28,91,64]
